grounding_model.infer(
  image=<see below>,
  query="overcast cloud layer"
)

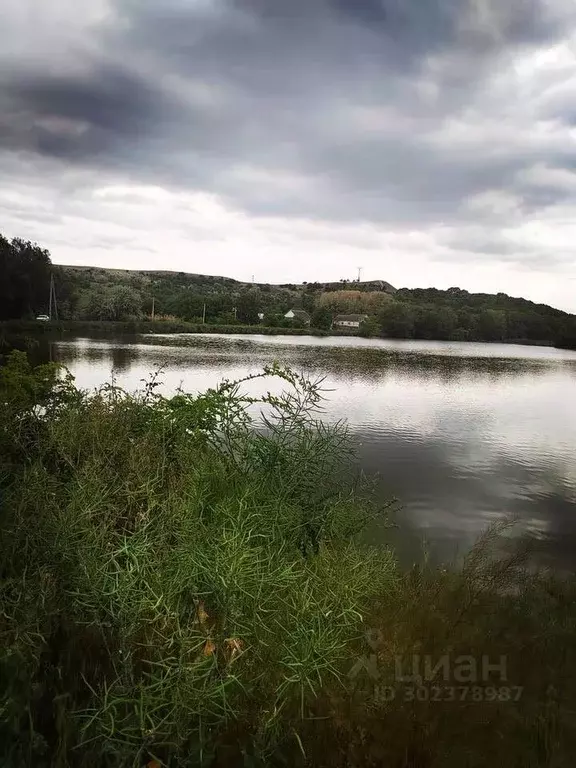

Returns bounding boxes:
[2,0,576,310]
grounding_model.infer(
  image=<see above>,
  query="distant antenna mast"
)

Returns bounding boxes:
[49,274,58,321]
[357,266,363,283]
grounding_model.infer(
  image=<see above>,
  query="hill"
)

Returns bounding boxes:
[1,232,575,346]
[52,264,576,346]
[52,265,397,327]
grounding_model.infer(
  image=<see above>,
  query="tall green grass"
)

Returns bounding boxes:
[0,352,393,766]
[1,351,576,767]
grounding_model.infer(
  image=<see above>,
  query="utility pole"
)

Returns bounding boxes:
[151,296,155,321]
[357,266,363,283]
[49,274,58,320]
[202,302,206,324]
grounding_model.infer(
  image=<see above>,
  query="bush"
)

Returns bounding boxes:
[358,317,380,338]
[0,354,393,766]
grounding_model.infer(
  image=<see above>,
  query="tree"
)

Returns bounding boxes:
[359,317,380,338]
[523,312,552,342]
[0,235,52,319]
[236,291,261,324]
[477,309,507,342]
[413,306,457,340]
[555,318,576,349]
[378,303,415,338]
[311,307,332,330]
[81,286,143,321]
[107,286,143,320]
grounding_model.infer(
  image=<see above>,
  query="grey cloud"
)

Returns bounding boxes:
[438,228,576,272]
[1,0,576,270]
[443,228,526,256]
[0,62,186,163]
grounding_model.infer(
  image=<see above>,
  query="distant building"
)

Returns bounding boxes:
[258,312,265,321]
[284,308,311,326]
[332,314,368,329]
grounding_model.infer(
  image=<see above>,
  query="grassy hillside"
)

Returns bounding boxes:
[2,229,575,345]
[50,264,576,347]
[49,265,397,330]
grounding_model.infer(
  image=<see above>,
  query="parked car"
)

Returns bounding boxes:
[36,315,50,322]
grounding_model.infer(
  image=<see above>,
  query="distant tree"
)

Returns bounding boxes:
[555,317,576,349]
[413,306,457,340]
[81,286,143,321]
[506,311,528,341]
[302,292,317,313]
[358,317,380,338]
[378,303,415,338]
[109,286,143,320]
[477,309,507,342]
[311,307,332,330]
[236,291,260,324]
[522,311,552,342]
[265,314,284,328]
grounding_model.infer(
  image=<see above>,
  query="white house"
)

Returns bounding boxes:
[332,314,368,329]
[284,309,311,325]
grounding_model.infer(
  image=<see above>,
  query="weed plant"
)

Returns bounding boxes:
[1,352,576,767]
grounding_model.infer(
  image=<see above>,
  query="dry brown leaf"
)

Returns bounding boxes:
[224,637,244,662]
[203,639,216,656]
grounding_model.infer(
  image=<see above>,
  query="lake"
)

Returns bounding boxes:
[43,333,576,570]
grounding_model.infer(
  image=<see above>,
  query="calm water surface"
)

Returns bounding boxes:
[46,334,576,569]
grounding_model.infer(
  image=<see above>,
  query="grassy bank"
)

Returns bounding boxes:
[0,319,331,338]
[1,320,561,349]
[1,352,576,766]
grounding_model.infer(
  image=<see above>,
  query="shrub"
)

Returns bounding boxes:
[0,354,394,766]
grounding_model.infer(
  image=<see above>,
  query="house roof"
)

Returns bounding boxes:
[287,308,310,320]
[333,314,369,322]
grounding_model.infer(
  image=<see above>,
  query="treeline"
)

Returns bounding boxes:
[2,231,576,347]
[53,266,304,326]
[360,288,576,346]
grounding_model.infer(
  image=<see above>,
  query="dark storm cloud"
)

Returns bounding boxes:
[0,62,186,162]
[1,0,576,253]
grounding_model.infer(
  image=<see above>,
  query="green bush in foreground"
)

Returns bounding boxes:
[1,352,576,767]
[0,352,393,766]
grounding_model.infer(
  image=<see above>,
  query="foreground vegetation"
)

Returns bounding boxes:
[2,351,576,766]
[3,231,576,347]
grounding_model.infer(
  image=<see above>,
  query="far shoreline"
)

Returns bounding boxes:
[1,318,567,349]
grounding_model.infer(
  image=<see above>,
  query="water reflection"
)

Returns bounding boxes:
[52,336,576,383]
[49,334,576,570]
[110,344,136,374]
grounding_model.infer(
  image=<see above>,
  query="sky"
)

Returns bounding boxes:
[1,0,576,311]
